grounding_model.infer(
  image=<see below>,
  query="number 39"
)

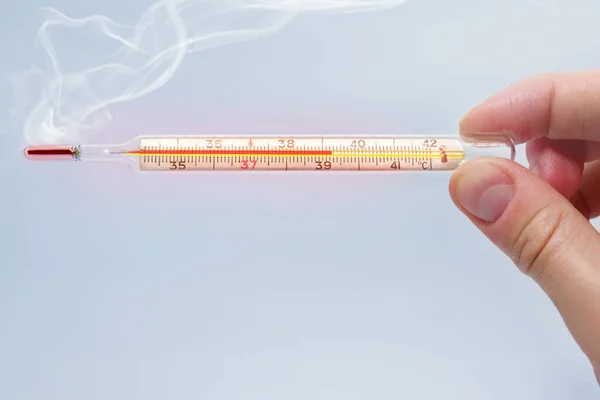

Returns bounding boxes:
[315,161,331,170]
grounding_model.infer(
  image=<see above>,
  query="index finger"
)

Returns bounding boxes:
[459,69,600,144]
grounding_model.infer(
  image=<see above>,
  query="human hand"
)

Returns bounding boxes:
[448,70,600,384]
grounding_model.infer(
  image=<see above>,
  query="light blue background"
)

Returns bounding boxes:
[2,0,600,399]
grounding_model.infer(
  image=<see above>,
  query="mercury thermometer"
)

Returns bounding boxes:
[23,134,515,172]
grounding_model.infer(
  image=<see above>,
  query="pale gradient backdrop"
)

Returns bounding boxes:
[2,0,600,399]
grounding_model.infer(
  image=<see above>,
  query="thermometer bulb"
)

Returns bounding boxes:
[24,146,78,161]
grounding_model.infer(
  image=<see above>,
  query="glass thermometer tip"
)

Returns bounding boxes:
[24,145,80,161]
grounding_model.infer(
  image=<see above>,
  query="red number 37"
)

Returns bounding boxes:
[241,160,257,169]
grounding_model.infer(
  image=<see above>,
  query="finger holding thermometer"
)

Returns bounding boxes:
[23,134,516,172]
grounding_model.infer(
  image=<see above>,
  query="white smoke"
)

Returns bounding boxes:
[9,0,559,144]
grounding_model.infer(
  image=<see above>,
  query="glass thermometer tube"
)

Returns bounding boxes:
[24,134,515,172]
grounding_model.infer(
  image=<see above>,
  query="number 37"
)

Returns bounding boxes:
[241,160,257,169]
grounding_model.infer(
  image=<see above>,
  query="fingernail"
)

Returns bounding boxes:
[528,158,540,176]
[455,163,515,222]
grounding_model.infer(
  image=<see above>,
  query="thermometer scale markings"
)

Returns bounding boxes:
[131,137,467,171]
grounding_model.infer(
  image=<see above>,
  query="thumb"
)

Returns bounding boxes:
[449,157,600,380]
